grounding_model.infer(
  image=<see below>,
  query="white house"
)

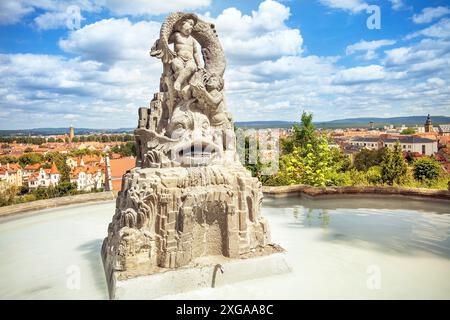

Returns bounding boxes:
[348,136,438,156]
[0,163,23,187]
[28,163,60,189]
[347,137,382,150]
[438,124,450,136]
[383,137,437,156]
[70,166,105,191]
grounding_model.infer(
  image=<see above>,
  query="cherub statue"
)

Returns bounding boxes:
[151,15,202,92]
[169,18,202,91]
[191,71,230,127]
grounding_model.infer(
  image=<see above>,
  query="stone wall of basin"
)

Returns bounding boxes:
[262,185,450,200]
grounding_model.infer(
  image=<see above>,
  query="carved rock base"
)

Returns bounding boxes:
[102,164,285,298]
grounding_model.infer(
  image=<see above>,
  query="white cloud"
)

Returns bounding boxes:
[59,18,161,64]
[0,0,34,25]
[426,77,445,87]
[384,47,411,65]
[412,6,450,24]
[205,0,302,63]
[319,0,368,13]
[384,38,450,76]
[63,114,80,120]
[333,65,386,84]
[0,0,211,28]
[34,8,85,30]
[99,0,211,16]
[346,39,396,60]
[408,58,450,73]
[0,51,161,128]
[264,101,291,111]
[389,0,405,11]
[222,29,302,62]
[407,18,450,39]
[2,0,450,128]
[0,0,101,30]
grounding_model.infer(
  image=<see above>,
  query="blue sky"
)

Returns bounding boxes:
[0,0,449,129]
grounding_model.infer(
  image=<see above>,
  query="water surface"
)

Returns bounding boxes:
[0,196,449,299]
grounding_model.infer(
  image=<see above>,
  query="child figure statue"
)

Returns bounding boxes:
[169,18,202,91]
[191,71,230,128]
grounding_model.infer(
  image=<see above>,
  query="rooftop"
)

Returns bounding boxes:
[350,136,436,144]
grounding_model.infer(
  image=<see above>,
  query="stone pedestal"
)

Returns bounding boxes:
[102,165,278,294]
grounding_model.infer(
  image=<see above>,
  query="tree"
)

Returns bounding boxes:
[24,147,34,153]
[0,156,18,165]
[0,186,19,207]
[110,142,136,157]
[353,148,386,171]
[18,153,43,167]
[270,137,334,187]
[400,128,416,135]
[281,111,316,154]
[44,152,71,182]
[330,146,351,172]
[55,181,77,196]
[281,137,295,154]
[413,158,441,182]
[380,142,408,185]
[293,111,316,148]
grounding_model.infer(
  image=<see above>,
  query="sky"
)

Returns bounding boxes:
[0,0,449,129]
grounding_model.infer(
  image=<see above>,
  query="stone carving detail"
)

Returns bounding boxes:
[102,12,272,278]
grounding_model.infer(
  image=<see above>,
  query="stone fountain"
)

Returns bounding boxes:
[101,12,289,299]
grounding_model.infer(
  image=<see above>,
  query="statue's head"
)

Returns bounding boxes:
[166,106,222,167]
[178,18,195,36]
[205,74,224,91]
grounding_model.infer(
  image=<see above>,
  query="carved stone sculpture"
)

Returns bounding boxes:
[102,12,281,292]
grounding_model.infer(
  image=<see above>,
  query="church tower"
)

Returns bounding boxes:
[424,114,433,133]
[69,125,75,142]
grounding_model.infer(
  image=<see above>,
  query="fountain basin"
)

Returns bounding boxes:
[0,195,449,299]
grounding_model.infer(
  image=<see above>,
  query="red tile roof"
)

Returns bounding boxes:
[24,163,41,171]
[50,162,59,174]
[109,157,135,191]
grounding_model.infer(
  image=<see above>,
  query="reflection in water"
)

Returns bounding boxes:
[292,207,330,229]
[275,196,450,259]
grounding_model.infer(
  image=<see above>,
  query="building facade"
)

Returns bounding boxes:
[70,166,105,191]
[28,163,60,189]
[348,136,438,156]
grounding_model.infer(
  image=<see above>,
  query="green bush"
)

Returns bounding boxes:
[366,166,383,185]
[110,141,136,157]
[18,153,44,167]
[327,171,352,186]
[400,128,416,135]
[0,186,19,207]
[353,148,386,172]
[413,158,441,182]
[348,169,369,186]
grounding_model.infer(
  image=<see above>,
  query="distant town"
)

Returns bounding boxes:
[0,114,449,206]
[330,114,449,170]
[0,125,136,206]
